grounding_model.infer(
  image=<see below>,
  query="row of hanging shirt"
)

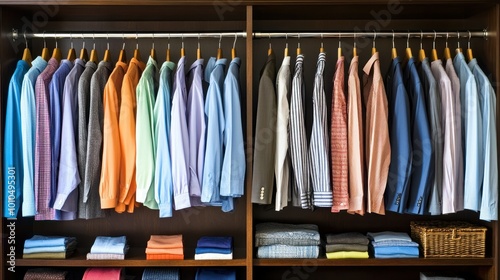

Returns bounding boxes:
[3,41,246,220]
[252,40,497,221]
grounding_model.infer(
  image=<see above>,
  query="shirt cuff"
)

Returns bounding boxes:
[312,191,333,208]
[174,191,191,210]
[348,195,364,214]
[220,178,244,197]
[158,203,173,218]
[52,194,70,211]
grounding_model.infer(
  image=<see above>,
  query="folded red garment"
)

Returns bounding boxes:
[145,247,184,255]
[146,253,184,260]
[82,268,123,280]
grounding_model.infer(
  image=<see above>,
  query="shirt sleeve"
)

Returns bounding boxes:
[21,77,37,217]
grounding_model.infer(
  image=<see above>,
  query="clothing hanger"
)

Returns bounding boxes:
[89,33,99,63]
[41,31,50,61]
[267,34,273,56]
[66,33,76,61]
[391,30,397,59]
[79,34,89,61]
[337,33,342,59]
[166,34,171,61]
[134,33,142,61]
[466,30,474,61]
[372,30,377,55]
[418,31,426,62]
[151,33,157,61]
[197,34,202,60]
[217,34,223,59]
[52,34,62,63]
[431,30,439,61]
[232,33,238,59]
[180,34,185,57]
[319,33,325,53]
[296,34,302,55]
[443,32,451,60]
[283,33,288,57]
[118,33,127,63]
[405,32,413,60]
[353,32,357,57]
[103,34,111,62]
[22,32,32,67]
[456,31,463,54]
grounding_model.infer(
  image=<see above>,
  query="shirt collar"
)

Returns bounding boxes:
[32,56,48,70]
[146,55,158,70]
[161,61,175,72]
[189,58,204,71]
[130,57,146,71]
[468,57,478,70]
[279,56,288,66]
[74,58,85,68]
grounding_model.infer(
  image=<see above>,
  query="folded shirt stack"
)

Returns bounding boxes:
[195,268,236,280]
[86,236,128,260]
[23,235,77,259]
[23,268,68,280]
[195,236,233,260]
[325,232,369,259]
[82,268,123,280]
[368,231,420,258]
[255,223,320,259]
[145,234,184,260]
[142,268,180,280]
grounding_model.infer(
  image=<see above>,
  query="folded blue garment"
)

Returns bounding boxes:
[24,245,66,254]
[90,236,128,254]
[142,268,180,280]
[196,237,233,249]
[255,223,320,246]
[373,246,420,256]
[374,253,419,258]
[371,240,419,248]
[367,231,412,243]
[257,245,320,259]
[24,235,76,248]
[195,247,232,254]
[195,268,236,280]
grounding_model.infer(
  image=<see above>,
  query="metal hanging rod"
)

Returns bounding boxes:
[12,30,247,41]
[253,30,488,39]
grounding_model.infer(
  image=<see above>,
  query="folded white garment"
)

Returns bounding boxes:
[194,253,233,260]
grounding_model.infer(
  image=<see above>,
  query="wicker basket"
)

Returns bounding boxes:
[410,221,487,258]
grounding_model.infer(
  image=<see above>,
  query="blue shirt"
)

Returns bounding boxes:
[3,60,30,218]
[453,52,483,212]
[49,59,73,218]
[54,58,85,220]
[384,57,412,213]
[20,57,47,217]
[155,61,176,217]
[404,57,433,215]
[220,57,245,198]
[469,58,498,221]
[201,57,233,212]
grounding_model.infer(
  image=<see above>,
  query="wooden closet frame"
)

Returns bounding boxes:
[0,1,498,279]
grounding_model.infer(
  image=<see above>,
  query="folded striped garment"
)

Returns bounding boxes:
[146,253,184,260]
[86,253,126,260]
[371,240,419,248]
[142,268,180,280]
[255,223,320,246]
[257,244,320,259]
[23,239,77,254]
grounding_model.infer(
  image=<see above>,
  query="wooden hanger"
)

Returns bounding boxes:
[41,32,50,61]
[180,35,185,57]
[22,33,32,67]
[66,34,76,61]
[267,34,272,56]
[232,33,238,59]
[79,36,89,61]
[52,36,62,63]
[320,34,325,53]
[197,34,202,60]
[443,32,451,60]
[118,35,127,63]
[296,34,302,56]
[337,34,342,59]
[431,31,439,61]
[405,33,413,60]
[418,31,426,62]
[466,31,474,62]
[150,34,156,61]
[102,35,110,62]
[371,31,377,55]
[217,34,223,59]
[134,34,142,61]
[456,31,463,54]
[391,31,398,59]
[353,33,357,57]
[166,35,171,61]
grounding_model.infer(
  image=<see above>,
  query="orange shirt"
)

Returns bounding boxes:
[99,61,128,209]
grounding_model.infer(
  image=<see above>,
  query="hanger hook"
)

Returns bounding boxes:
[167,33,171,50]
[298,33,301,49]
[392,30,395,48]
[23,31,28,48]
[136,32,139,49]
[43,31,47,48]
[70,33,73,49]
[55,34,58,49]
[353,32,356,49]
[268,33,271,49]
[407,31,410,48]
[233,32,238,49]
[372,30,376,49]
[219,33,223,49]
[468,30,471,50]
[92,33,95,50]
[338,32,341,48]
[433,30,436,50]
[152,33,155,50]
[285,33,288,49]
[122,33,125,50]
[181,33,184,50]
[320,33,324,49]
[106,33,109,50]
[82,33,85,50]
[446,32,449,48]
[457,31,460,49]
[420,30,423,50]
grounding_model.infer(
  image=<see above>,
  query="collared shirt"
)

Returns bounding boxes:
[154,61,176,218]
[274,56,291,211]
[362,52,390,215]
[186,58,206,205]
[454,52,483,213]
[136,56,159,209]
[3,59,30,218]
[81,60,112,219]
[221,57,245,199]
[54,58,86,220]
[251,52,276,205]
[49,59,73,220]
[77,61,97,218]
[309,52,331,208]
[202,57,233,212]
[118,57,146,213]
[34,57,59,220]
[100,61,128,209]
[469,58,498,221]
[21,56,47,217]
[443,58,464,213]
[384,57,411,214]
[346,56,365,215]
[289,54,310,209]
[170,56,191,210]
[404,57,433,215]
[419,58,443,216]
[331,56,348,212]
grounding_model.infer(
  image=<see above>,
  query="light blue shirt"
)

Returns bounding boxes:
[49,59,73,219]
[54,59,85,220]
[20,56,47,217]
[154,61,176,218]
[220,57,245,198]
[3,59,30,218]
[201,57,233,212]
[170,56,191,210]
[453,52,483,213]
[469,58,498,221]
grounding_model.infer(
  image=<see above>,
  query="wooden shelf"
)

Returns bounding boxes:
[254,258,495,267]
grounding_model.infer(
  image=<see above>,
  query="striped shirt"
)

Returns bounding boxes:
[289,54,310,209]
[309,52,332,208]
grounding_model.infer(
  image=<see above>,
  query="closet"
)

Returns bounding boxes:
[0,1,498,280]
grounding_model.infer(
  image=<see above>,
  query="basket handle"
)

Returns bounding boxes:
[450,229,461,241]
